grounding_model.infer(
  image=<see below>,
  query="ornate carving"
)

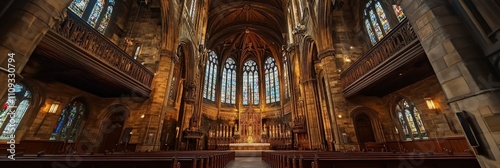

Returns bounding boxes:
[183,82,196,103]
[160,49,179,63]
[53,11,153,87]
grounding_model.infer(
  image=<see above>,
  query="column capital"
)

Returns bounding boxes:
[318,49,336,60]
[160,49,179,63]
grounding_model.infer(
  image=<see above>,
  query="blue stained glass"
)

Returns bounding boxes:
[365,19,377,45]
[369,10,384,40]
[88,0,105,27]
[222,58,236,104]
[203,51,217,101]
[0,83,31,140]
[68,0,89,17]
[264,57,280,104]
[51,101,86,141]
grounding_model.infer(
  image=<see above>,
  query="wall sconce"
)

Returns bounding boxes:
[48,102,60,113]
[338,114,343,118]
[140,114,145,118]
[425,98,437,110]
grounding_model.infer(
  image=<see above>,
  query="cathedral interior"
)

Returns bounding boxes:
[1,0,500,167]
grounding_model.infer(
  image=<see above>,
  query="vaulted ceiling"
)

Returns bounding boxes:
[207,0,286,61]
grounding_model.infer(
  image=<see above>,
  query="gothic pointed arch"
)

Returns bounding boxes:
[50,97,89,141]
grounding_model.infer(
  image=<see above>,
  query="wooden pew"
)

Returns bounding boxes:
[0,151,235,168]
[262,151,480,168]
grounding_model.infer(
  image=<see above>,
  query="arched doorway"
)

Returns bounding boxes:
[354,113,376,150]
[98,106,129,153]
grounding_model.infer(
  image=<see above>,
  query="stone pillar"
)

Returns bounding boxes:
[399,0,500,167]
[302,79,323,149]
[0,0,71,100]
[136,50,176,152]
[318,49,341,151]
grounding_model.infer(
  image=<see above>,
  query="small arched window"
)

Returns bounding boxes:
[221,58,237,104]
[203,51,218,101]
[50,100,87,141]
[0,83,32,140]
[243,60,259,106]
[395,98,427,141]
[364,0,406,45]
[283,55,290,100]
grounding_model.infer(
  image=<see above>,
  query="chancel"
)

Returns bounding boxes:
[1,0,499,167]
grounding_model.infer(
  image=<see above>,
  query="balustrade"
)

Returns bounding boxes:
[340,19,417,90]
[52,11,153,87]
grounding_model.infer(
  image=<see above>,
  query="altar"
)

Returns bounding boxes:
[229,143,271,150]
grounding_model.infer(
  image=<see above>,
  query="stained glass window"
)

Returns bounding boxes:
[221,58,236,104]
[365,19,377,45]
[265,57,280,104]
[97,5,113,33]
[50,100,87,141]
[364,1,405,45]
[203,51,218,101]
[369,10,384,40]
[243,60,259,105]
[392,5,406,22]
[395,99,428,141]
[87,0,105,27]
[375,2,391,33]
[0,83,31,140]
[283,55,290,99]
[68,0,89,17]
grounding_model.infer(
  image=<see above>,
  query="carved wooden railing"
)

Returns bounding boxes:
[340,19,417,90]
[52,11,153,87]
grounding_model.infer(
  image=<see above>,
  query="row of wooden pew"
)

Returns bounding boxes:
[0,151,235,168]
[262,151,480,168]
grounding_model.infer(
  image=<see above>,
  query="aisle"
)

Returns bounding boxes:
[226,157,270,168]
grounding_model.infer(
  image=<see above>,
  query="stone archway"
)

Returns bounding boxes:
[98,105,130,153]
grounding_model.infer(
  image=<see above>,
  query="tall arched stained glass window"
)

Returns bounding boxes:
[395,98,428,141]
[283,55,290,99]
[0,83,31,140]
[68,0,89,17]
[221,58,236,104]
[369,10,384,40]
[50,100,87,141]
[265,57,280,104]
[392,4,406,22]
[203,51,218,101]
[87,0,105,27]
[375,2,391,33]
[243,60,259,105]
[97,4,114,33]
[365,19,377,45]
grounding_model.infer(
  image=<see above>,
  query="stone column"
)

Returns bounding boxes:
[301,78,324,149]
[318,49,341,151]
[0,0,71,100]
[136,50,176,152]
[399,0,500,167]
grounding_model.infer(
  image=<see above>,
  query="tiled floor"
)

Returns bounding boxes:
[226,157,270,168]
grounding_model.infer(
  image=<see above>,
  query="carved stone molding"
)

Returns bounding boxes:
[318,49,336,60]
[160,49,179,63]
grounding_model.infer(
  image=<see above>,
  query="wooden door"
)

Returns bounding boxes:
[355,114,376,150]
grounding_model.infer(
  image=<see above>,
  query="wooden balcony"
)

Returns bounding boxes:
[29,11,153,97]
[340,19,434,97]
